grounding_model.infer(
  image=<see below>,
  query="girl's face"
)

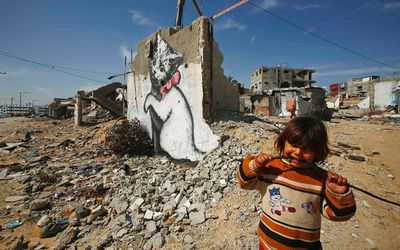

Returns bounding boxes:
[283,141,315,167]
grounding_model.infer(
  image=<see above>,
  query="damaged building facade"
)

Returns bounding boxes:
[126,17,239,161]
[250,66,315,94]
[251,87,332,121]
[326,76,400,112]
[248,66,332,120]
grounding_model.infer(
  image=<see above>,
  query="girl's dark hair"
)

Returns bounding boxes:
[274,116,330,162]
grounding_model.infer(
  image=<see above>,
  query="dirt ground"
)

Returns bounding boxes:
[0,115,399,249]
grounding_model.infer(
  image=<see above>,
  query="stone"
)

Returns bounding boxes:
[5,195,29,203]
[144,210,154,220]
[151,232,165,249]
[28,241,40,249]
[361,200,371,208]
[143,239,153,250]
[145,220,157,235]
[31,155,50,163]
[219,179,228,188]
[183,234,194,244]
[54,227,79,250]
[188,202,206,213]
[129,198,144,210]
[189,211,206,225]
[212,192,223,203]
[30,199,50,210]
[153,212,164,221]
[116,228,128,238]
[114,201,129,214]
[0,168,8,179]
[366,238,375,246]
[37,215,50,227]
[70,202,91,219]
[131,216,144,232]
[162,200,176,213]
[371,150,380,155]
[91,205,107,218]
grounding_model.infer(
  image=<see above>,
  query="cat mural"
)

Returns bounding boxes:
[144,33,203,161]
[268,187,296,216]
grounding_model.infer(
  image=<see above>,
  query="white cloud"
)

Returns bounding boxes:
[215,18,247,31]
[315,66,395,76]
[260,0,278,9]
[129,10,157,26]
[250,36,256,44]
[295,4,321,10]
[383,2,400,9]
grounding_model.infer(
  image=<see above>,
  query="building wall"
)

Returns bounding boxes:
[250,67,315,94]
[211,43,240,115]
[127,17,231,161]
[239,95,252,112]
[346,76,379,97]
[374,81,398,108]
[0,106,6,116]
[251,95,270,115]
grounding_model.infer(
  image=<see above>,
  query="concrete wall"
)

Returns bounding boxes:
[239,95,252,112]
[357,97,370,109]
[127,17,236,161]
[211,43,240,115]
[374,81,397,108]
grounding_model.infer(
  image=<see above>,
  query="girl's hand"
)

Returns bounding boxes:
[255,152,273,169]
[326,172,349,194]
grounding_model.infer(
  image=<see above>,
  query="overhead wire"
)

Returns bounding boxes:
[0,50,116,83]
[246,1,400,71]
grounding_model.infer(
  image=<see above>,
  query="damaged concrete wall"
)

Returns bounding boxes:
[127,17,224,161]
[263,87,332,120]
[374,81,398,108]
[211,43,240,116]
[356,97,370,109]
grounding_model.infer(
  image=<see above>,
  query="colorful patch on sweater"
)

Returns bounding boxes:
[268,187,296,216]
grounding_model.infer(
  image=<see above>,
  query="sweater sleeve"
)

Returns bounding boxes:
[321,185,356,221]
[236,155,263,190]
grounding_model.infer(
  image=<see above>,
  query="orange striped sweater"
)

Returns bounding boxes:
[237,156,356,250]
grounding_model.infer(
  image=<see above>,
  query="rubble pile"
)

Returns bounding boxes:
[1,115,398,249]
[0,117,278,249]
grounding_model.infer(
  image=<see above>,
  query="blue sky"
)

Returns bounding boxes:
[1,0,399,105]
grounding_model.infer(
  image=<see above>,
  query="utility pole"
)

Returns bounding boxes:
[19,91,30,114]
[175,0,185,27]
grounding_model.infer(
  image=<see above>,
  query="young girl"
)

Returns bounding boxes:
[237,116,356,249]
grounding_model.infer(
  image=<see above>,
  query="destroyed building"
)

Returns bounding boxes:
[327,75,400,112]
[346,76,380,98]
[250,66,316,94]
[126,17,240,161]
[250,87,333,121]
[247,66,332,120]
[74,82,125,125]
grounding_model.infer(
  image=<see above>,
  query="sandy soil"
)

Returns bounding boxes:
[0,116,399,249]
